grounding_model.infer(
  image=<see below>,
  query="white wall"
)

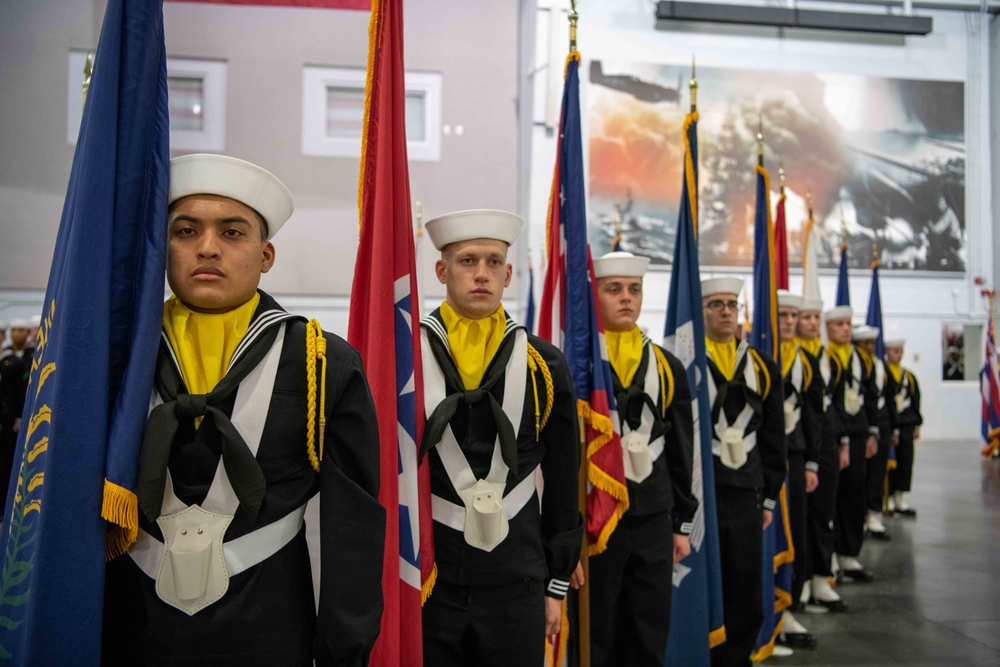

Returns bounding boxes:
[523,1,995,441]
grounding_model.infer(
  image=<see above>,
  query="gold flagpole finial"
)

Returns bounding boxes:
[872,236,879,265]
[839,203,847,244]
[689,54,698,112]
[82,53,94,110]
[778,160,785,194]
[614,204,623,237]
[756,118,764,167]
[569,0,579,51]
[807,192,814,219]
[414,200,423,238]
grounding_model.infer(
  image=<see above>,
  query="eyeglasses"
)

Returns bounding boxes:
[705,300,743,312]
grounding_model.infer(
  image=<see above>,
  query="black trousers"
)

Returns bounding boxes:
[786,450,808,604]
[835,434,868,558]
[889,426,916,493]
[807,445,839,577]
[589,510,673,667]
[711,486,762,667]
[866,429,893,512]
[422,578,545,667]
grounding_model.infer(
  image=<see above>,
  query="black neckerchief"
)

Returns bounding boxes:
[707,342,764,427]
[419,308,522,474]
[137,291,298,522]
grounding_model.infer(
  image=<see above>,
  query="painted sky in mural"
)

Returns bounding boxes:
[587,61,966,272]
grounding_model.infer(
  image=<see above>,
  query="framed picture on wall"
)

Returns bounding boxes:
[586,60,966,274]
[942,323,965,382]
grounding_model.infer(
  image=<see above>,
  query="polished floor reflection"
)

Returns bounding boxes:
[766,441,1000,666]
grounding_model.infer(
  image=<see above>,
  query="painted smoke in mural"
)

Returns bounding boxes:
[587,61,966,272]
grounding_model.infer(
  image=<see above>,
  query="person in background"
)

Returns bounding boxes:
[702,277,786,667]
[825,307,879,586]
[588,251,697,666]
[884,338,922,517]
[419,209,583,666]
[774,291,823,649]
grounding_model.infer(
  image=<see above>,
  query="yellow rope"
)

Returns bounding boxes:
[356,0,382,233]
[748,348,772,401]
[800,348,814,392]
[527,343,554,431]
[651,346,675,418]
[682,110,700,238]
[306,320,328,473]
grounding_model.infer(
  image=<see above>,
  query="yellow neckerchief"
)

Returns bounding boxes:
[888,362,902,384]
[780,339,798,377]
[828,341,853,371]
[440,301,506,390]
[797,336,822,357]
[705,337,737,381]
[163,293,260,399]
[606,326,644,388]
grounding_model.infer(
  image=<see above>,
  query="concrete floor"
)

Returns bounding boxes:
[765,441,1000,666]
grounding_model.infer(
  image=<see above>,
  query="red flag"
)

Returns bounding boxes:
[349,0,434,664]
[774,192,789,290]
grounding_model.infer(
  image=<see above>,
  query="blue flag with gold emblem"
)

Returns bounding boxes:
[0,1,168,662]
[664,108,726,665]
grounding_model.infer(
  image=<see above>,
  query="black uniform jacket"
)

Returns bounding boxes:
[421,308,583,598]
[784,345,824,469]
[885,366,923,427]
[611,339,697,533]
[861,350,900,437]
[706,340,786,507]
[827,345,879,441]
[104,291,385,667]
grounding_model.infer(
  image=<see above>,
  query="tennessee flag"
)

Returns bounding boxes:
[348,0,434,664]
[537,52,628,556]
[749,163,794,662]
[664,105,727,665]
[0,0,169,661]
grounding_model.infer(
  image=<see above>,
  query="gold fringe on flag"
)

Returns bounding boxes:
[577,399,630,555]
[420,563,438,605]
[103,478,138,561]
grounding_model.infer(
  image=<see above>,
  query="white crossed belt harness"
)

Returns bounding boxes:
[422,328,540,553]
[129,323,307,616]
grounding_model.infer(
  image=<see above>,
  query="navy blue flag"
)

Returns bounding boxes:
[747,164,794,661]
[0,1,168,662]
[750,166,777,359]
[865,262,885,358]
[836,243,851,307]
[664,109,726,665]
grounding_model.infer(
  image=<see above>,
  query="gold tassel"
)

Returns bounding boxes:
[102,479,138,561]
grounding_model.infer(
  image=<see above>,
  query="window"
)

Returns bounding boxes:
[302,66,441,161]
[67,52,226,151]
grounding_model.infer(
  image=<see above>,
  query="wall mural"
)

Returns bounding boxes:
[587,60,966,273]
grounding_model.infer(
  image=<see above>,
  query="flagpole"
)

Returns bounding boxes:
[566,4,593,664]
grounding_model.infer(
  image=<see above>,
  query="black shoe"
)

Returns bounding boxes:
[867,529,891,541]
[895,507,917,517]
[842,568,875,583]
[810,597,847,612]
[780,632,818,650]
